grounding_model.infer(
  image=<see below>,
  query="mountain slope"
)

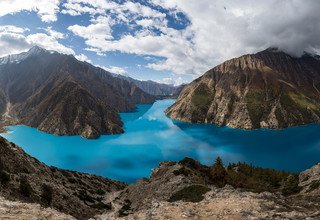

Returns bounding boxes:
[166,48,320,129]
[0,136,125,219]
[113,74,184,96]
[0,46,155,138]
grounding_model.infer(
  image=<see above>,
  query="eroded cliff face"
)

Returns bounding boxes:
[166,49,320,129]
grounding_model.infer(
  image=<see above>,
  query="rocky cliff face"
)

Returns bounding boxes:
[166,48,320,129]
[0,46,155,138]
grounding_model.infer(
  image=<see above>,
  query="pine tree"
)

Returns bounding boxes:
[211,157,227,187]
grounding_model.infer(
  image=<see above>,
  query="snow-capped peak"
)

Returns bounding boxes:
[0,46,52,65]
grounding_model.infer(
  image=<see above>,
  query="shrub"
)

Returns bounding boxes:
[168,185,210,202]
[19,176,33,197]
[0,170,10,185]
[173,167,190,176]
[211,157,227,187]
[41,184,53,206]
[96,188,105,195]
[282,175,301,196]
[118,199,132,217]
[78,190,95,203]
[306,180,320,193]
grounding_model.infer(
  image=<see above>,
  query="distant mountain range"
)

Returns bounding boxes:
[167,48,320,129]
[0,46,156,138]
[112,74,185,97]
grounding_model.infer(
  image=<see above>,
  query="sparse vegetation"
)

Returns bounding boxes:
[19,176,33,197]
[173,167,191,176]
[41,184,53,206]
[0,170,10,185]
[168,185,211,202]
[245,90,269,127]
[118,199,132,217]
[191,83,213,122]
[0,158,10,185]
[226,161,291,193]
[177,157,294,194]
[282,174,301,195]
[211,157,227,187]
[307,180,320,193]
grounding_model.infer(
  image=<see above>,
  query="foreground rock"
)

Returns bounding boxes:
[0,196,75,220]
[0,46,155,138]
[166,48,320,129]
[96,187,320,220]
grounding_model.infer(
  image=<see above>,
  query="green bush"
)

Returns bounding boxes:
[41,184,53,206]
[168,185,210,202]
[282,175,301,195]
[19,176,33,197]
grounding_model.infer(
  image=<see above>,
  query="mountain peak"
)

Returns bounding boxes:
[27,45,47,55]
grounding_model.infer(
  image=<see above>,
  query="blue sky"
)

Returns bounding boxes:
[0,0,320,85]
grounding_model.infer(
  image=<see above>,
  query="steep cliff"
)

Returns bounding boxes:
[166,48,320,129]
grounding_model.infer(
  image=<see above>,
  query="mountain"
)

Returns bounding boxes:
[0,46,155,138]
[166,48,320,129]
[1,135,319,219]
[0,137,125,219]
[113,74,185,97]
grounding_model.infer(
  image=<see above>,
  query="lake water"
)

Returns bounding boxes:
[1,99,320,183]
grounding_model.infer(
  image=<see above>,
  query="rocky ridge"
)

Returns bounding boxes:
[166,48,320,129]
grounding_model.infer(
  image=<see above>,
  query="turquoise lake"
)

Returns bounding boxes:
[1,99,320,183]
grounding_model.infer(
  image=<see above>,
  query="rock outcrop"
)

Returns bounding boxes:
[299,163,320,194]
[0,46,155,138]
[166,48,320,129]
[0,196,75,220]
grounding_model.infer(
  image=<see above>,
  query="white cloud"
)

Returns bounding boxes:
[158,76,186,86]
[2,0,320,80]
[99,65,128,75]
[0,25,30,33]
[68,16,113,44]
[0,25,74,57]
[75,53,91,62]
[149,0,320,73]
[66,0,320,77]
[0,0,60,22]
